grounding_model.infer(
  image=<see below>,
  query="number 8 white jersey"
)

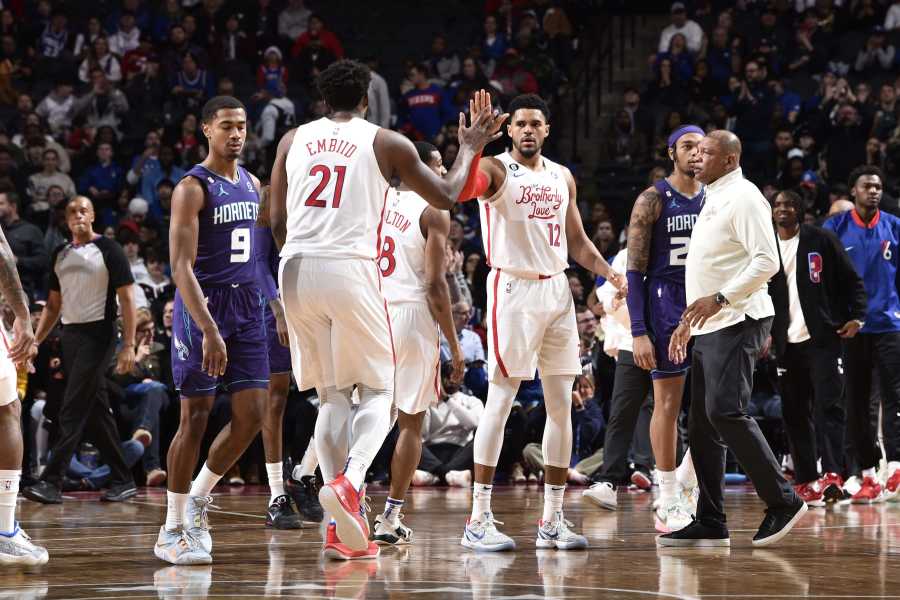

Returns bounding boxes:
[378,189,429,305]
[281,117,391,260]
[478,152,570,278]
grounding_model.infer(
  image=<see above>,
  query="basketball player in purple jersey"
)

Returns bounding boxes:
[154,96,269,565]
[253,189,324,528]
[625,125,704,532]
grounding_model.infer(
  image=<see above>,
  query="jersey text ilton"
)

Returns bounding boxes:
[305,138,359,158]
[383,210,412,234]
[516,184,563,220]
[213,201,259,225]
[666,214,698,233]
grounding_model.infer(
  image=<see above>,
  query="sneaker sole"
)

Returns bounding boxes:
[656,536,730,547]
[581,492,616,511]
[0,551,49,566]
[153,544,211,566]
[373,535,411,546]
[460,534,516,552]
[536,537,588,550]
[654,517,670,534]
[319,486,368,552]
[751,502,808,547]
[323,545,379,561]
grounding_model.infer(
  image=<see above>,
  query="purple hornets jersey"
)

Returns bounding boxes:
[183,164,260,287]
[254,224,279,302]
[646,178,703,285]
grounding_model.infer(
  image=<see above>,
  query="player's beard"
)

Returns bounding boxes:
[516,141,540,158]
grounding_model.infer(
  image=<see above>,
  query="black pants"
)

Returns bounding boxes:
[42,322,133,487]
[844,331,900,469]
[590,350,653,484]
[779,339,846,483]
[690,318,796,525]
[419,441,474,480]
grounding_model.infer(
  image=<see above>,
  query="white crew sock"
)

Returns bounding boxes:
[658,470,677,502]
[165,491,187,531]
[0,470,20,533]
[471,483,493,521]
[382,497,404,526]
[676,448,697,488]
[542,483,565,523]
[862,467,877,480]
[293,438,318,481]
[266,462,285,503]
[189,463,223,498]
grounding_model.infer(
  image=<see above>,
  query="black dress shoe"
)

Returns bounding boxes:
[23,481,63,504]
[266,494,302,529]
[752,501,808,547]
[656,519,730,547]
[101,481,138,502]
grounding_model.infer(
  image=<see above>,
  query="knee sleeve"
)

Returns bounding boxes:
[474,377,521,467]
[315,386,352,482]
[542,375,574,469]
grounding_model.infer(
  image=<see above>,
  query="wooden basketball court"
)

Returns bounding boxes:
[3,484,899,598]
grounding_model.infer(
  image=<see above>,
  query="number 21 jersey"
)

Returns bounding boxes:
[183,164,260,287]
[479,152,570,278]
[282,117,390,260]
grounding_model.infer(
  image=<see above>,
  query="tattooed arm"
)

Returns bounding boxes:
[0,227,34,366]
[626,186,662,371]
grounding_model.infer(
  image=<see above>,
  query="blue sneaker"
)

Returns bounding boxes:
[461,512,516,552]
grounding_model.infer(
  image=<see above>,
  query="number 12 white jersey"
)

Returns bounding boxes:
[478,152,571,278]
[281,117,391,260]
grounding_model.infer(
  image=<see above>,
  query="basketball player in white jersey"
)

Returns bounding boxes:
[269,60,505,560]
[0,223,48,565]
[458,94,624,552]
[371,141,465,546]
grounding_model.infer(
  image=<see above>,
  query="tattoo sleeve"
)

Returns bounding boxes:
[0,228,28,319]
[626,188,662,273]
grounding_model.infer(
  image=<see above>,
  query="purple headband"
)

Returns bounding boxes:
[668,125,705,149]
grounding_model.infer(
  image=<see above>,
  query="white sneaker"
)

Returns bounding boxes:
[536,512,588,550]
[461,512,516,552]
[153,526,211,565]
[655,498,694,533]
[0,525,49,566]
[582,481,616,510]
[445,470,472,488]
[184,495,214,554]
[411,470,438,486]
[372,514,413,546]
[511,463,526,484]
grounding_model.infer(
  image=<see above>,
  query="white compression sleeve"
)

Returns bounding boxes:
[541,375,575,469]
[314,386,353,482]
[473,377,522,467]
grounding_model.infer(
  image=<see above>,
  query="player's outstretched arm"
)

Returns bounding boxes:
[563,167,623,288]
[422,207,464,384]
[269,129,296,250]
[377,89,507,209]
[170,176,227,377]
[625,186,662,371]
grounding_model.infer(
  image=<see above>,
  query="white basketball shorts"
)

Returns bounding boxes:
[389,301,440,415]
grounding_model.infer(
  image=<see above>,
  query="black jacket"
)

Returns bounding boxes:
[2,218,48,300]
[769,224,868,364]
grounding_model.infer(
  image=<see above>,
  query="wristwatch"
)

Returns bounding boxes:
[714,292,730,306]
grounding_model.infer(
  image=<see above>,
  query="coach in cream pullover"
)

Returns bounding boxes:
[659,130,804,549]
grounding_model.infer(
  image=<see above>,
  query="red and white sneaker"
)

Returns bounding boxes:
[884,469,900,502]
[850,476,883,504]
[322,522,380,561]
[630,470,652,491]
[319,474,370,551]
[818,472,844,504]
[793,482,825,508]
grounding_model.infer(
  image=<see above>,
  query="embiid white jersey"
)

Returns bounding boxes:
[479,152,570,278]
[281,117,390,260]
[379,188,429,304]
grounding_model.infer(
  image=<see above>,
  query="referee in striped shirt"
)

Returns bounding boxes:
[23,197,138,504]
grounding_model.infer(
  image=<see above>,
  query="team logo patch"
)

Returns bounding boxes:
[246,179,254,192]
[173,334,190,361]
[510,163,519,171]
[216,183,229,197]
[882,241,892,261]
[808,252,822,283]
